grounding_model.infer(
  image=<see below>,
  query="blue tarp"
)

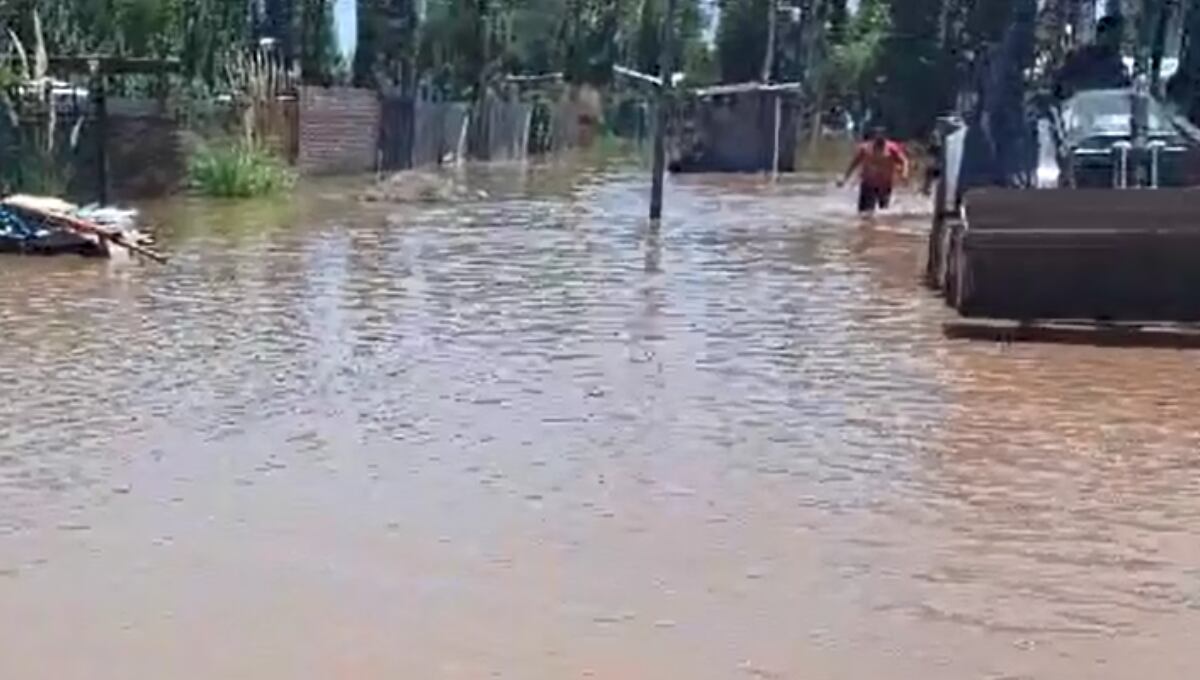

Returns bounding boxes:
[0,205,48,241]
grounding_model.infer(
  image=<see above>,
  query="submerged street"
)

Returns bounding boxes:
[3,161,1200,679]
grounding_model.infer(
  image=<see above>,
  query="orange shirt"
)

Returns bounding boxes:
[854,141,909,188]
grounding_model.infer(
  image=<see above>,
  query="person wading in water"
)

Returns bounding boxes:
[838,128,911,215]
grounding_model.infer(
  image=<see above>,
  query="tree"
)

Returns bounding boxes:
[873,0,952,137]
[633,0,708,80]
[505,0,570,75]
[416,0,488,96]
[259,0,297,64]
[716,0,769,82]
[828,0,847,45]
[355,0,421,89]
[561,0,622,85]
[179,0,256,85]
[818,0,888,126]
[300,0,341,84]
[0,0,257,86]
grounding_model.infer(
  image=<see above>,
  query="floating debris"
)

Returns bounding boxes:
[359,171,483,204]
[0,194,165,262]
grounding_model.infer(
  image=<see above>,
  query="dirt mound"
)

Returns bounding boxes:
[360,171,481,203]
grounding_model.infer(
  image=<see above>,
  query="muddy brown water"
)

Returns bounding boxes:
[3,161,1200,679]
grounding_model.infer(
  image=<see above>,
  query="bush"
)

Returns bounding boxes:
[187,142,296,198]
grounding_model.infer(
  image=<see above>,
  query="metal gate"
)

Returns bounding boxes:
[379,95,416,171]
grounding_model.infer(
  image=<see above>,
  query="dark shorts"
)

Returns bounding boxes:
[858,183,893,213]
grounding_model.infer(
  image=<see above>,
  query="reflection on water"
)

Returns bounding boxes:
[2,160,1200,679]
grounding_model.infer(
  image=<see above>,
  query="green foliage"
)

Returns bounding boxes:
[113,0,178,55]
[633,0,661,75]
[0,62,18,93]
[505,0,570,75]
[682,38,717,85]
[300,0,343,85]
[187,141,297,198]
[874,0,952,136]
[827,0,848,45]
[0,1,345,87]
[0,10,79,196]
[561,0,624,85]
[633,0,708,79]
[418,0,487,96]
[715,0,768,83]
[821,0,889,118]
[5,0,1153,146]
[355,0,420,88]
[0,108,81,197]
[3,145,76,196]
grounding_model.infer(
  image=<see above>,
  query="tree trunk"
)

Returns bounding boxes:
[1151,0,1175,96]
[477,0,490,97]
[936,0,952,50]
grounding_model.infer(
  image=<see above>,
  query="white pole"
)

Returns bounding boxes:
[520,106,532,161]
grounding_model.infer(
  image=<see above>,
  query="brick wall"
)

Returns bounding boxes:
[298,87,380,175]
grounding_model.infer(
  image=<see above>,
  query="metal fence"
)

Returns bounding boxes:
[469,95,532,162]
[2,86,658,199]
[379,97,473,170]
[0,98,182,201]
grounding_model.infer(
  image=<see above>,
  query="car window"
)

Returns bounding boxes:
[1062,90,1172,140]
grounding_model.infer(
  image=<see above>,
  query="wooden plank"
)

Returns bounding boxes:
[505,72,564,84]
[56,57,181,75]
[1,56,181,75]
[691,81,804,97]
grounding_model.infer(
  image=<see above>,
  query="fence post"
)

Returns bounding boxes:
[771,93,782,180]
[91,62,109,205]
[649,0,678,220]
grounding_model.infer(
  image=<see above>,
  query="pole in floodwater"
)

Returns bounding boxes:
[92,63,109,206]
[649,0,678,221]
[771,93,782,181]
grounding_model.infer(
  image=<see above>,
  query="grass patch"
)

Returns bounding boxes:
[187,142,296,198]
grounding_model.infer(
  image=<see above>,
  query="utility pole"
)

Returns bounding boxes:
[649,0,678,220]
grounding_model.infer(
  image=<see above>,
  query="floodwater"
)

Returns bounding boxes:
[3,159,1200,679]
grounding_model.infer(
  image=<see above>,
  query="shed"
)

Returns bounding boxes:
[670,82,805,173]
